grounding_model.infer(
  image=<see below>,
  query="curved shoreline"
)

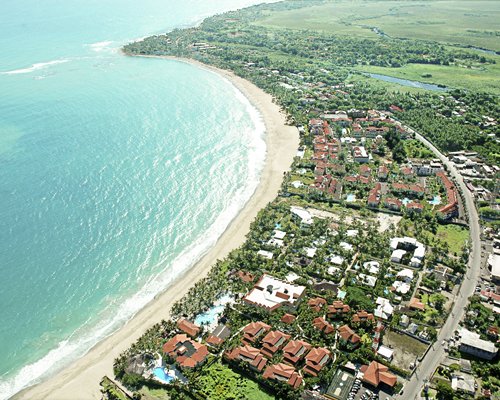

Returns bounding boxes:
[17,57,299,400]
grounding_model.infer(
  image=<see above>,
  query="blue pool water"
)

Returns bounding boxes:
[154,367,174,384]
[346,194,356,202]
[402,198,411,206]
[429,196,441,205]
[194,294,232,326]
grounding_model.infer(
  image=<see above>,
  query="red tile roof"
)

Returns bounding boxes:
[261,330,291,358]
[281,313,296,324]
[312,317,335,335]
[225,345,268,372]
[338,325,361,344]
[263,363,303,389]
[177,318,200,338]
[308,297,327,312]
[282,340,312,365]
[242,321,271,345]
[303,347,331,376]
[352,310,375,323]
[327,301,351,317]
[360,361,397,387]
[162,334,209,369]
[409,297,425,311]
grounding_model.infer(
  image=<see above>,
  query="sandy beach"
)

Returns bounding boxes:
[17,57,299,400]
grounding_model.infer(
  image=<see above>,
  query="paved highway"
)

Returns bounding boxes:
[397,131,483,399]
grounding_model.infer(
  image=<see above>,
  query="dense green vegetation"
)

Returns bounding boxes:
[123,0,499,163]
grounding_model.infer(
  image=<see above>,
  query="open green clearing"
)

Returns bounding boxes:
[358,62,500,94]
[197,362,274,400]
[382,330,428,370]
[435,224,469,255]
[256,0,500,52]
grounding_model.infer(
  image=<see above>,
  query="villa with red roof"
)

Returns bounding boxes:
[263,363,303,389]
[242,321,271,345]
[327,301,351,318]
[177,318,200,338]
[162,334,209,369]
[282,340,312,365]
[338,325,361,348]
[352,310,375,324]
[225,345,268,372]
[384,197,402,212]
[308,297,327,312]
[303,347,331,376]
[281,313,296,324]
[261,330,291,358]
[360,361,397,388]
[313,317,335,335]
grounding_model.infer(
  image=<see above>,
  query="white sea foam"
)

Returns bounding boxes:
[87,40,116,53]
[2,59,70,75]
[0,74,267,400]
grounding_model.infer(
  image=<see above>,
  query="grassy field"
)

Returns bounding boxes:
[435,224,469,256]
[197,362,274,400]
[357,62,500,94]
[256,0,500,52]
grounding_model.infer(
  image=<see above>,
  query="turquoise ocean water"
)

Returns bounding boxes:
[0,1,273,398]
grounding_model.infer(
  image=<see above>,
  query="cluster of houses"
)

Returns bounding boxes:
[294,111,462,220]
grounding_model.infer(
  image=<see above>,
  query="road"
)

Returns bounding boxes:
[397,131,483,399]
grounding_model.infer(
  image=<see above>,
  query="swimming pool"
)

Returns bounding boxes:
[194,294,233,326]
[154,367,174,384]
[402,198,411,206]
[429,196,441,205]
[346,194,356,202]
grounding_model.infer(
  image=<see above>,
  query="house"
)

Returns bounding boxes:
[263,363,303,389]
[360,164,371,177]
[308,297,327,312]
[313,317,335,335]
[458,328,498,360]
[257,250,274,259]
[177,318,200,338]
[291,206,314,226]
[352,310,375,324]
[338,325,361,347]
[282,340,312,365]
[303,347,331,376]
[377,345,394,361]
[489,253,500,283]
[163,334,209,369]
[367,183,382,208]
[409,297,425,311]
[358,273,377,288]
[378,165,389,180]
[360,361,397,388]
[327,301,351,318]
[452,375,476,395]
[242,321,271,345]
[261,330,291,358]
[396,268,414,282]
[375,297,394,320]
[206,324,231,347]
[225,345,268,372]
[406,201,423,213]
[243,274,306,312]
[399,314,410,328]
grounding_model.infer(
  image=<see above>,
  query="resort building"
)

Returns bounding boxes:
[353,146,369,163]
[206,324,231,347]
[177,318,200,338]
[338,325,360,347]
[243,274,306,312]
[225,345,268,372]
[282,340,311,365]
[308,297,327,312]
[313,317,335,335]
[263,363,303,389]
[360,361,397,388]
[327,300,351,318]
[303,347,331,376]
[261,330,291,359]
[241,321,271,345]
[375,297,394,320]
[162,334,209,369]
[352,310,375,324]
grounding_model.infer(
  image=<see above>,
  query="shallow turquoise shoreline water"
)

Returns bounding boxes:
[0,1,273,398]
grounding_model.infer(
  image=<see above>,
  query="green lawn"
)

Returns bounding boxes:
[357,62,500,94]
[435,224,469,256]
[256,0,500,51]
[196,362,274,400]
